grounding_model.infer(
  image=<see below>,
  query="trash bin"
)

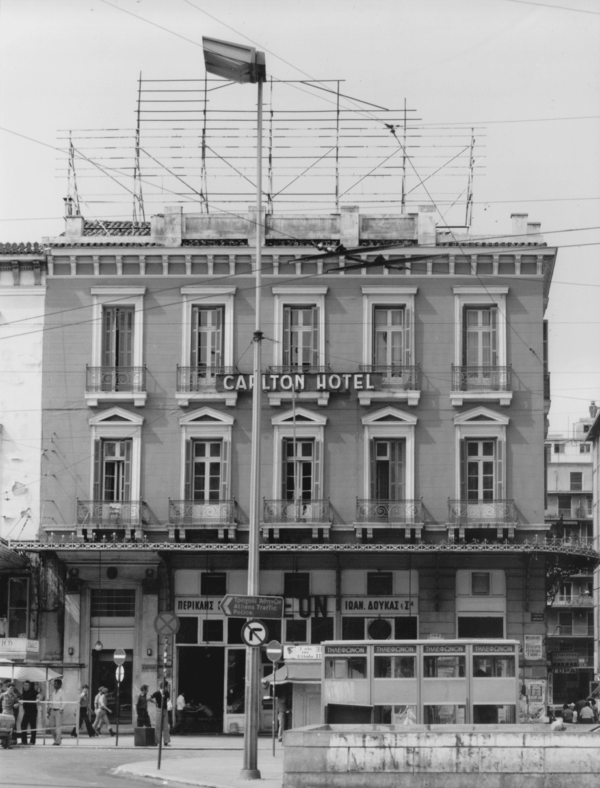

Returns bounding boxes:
[134,727,156,746]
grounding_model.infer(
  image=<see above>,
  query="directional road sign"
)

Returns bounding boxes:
[241,619,269,647]
[115,665,125,683]
[113,648,126,666]
[221,594,284,619]
[154,612,181,637]
[266,640,283,663]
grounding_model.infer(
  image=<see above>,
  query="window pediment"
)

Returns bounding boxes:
[361,406,418,427]
[454,407,509,427]
[179,407,234,427]
[88,407,144,426]
[271,407,327,427]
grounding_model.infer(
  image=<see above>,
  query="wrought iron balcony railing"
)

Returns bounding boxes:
[451,365,511,392]
[359,365,420,391]
[176,366,238,392]
[356,499,423,524]
[76,500,147,527]
[168,499,236,526]
[552,595,594,607]
[547,506,592,520]
[268,365,330,375]
[86,365,146,393]
[263,499,331,524]
[448,499,516,525]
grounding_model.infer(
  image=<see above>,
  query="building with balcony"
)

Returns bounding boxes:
[7,205,597,731]
[586,403,600,696]
[545,417,595,704]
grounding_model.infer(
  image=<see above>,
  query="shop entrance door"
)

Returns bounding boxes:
[91,649,133,724]
[224,647,246,734]
[177,646,223,734]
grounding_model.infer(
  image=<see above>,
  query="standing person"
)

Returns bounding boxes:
[20,680,38,745]
[47,679,66,746]
[276,693,288,742]
[93,688,114,737]
[70,685,95,738]
[0,681,19,743]
[135,685,151,728]
[150,685,170,746]
[578,702,594,724]
[173,691,185,734]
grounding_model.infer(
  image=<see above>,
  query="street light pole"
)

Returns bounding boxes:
[202,37,266,781]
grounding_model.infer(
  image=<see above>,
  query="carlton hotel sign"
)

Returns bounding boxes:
[218,372,383,393]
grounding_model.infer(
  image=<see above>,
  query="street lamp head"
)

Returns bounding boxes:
[202,37,266,84]
[94,640,103,652]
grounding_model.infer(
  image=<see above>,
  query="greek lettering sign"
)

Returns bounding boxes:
[324,645,367,655]
[221,594,284,619]
[524,635,543,661]
[341,597,415,615]
[284,645,322,661]
[176,597,222,613]
[473,645,515,654]
[374,645,416,654]
[424,645,465,654]
[0,639,39,659]
[217,372,382,393]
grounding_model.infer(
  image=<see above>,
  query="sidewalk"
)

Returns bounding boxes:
[114,737,284,788]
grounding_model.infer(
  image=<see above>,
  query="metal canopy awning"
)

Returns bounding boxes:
[263,662,321,686]
[0,540,28,570]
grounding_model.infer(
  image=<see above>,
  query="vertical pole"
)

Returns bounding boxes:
[201,71,209,214]
[157,637,166,770]
[115,676,120,746]
[271,664,277,757]
[335,81,340,212]
[240,76,264,783]
[76,701,80,746]
[401,98,407,213]
[465,128,475,228]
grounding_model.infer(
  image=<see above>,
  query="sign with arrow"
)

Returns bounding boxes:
[241,619,269,647]
[221,594,283,619]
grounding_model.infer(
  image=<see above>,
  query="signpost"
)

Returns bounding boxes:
[221,594,284,619]
[265,640,283,756]
[113,649,126,746]
[241,619,269,648]
[153,613,180,770]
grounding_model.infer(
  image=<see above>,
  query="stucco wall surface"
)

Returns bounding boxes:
[283,724,600,788]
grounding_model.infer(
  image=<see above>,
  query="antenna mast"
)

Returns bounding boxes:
[132,72,145,225]
[465,128,475,227]
[400,98,407,213]
[66,132,81,216]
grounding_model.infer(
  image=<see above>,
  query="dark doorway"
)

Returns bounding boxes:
[325,703,372,724]
[177,646,223,733]
[91,649,133,724]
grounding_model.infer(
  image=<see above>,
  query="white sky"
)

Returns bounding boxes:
[0,0,599,434]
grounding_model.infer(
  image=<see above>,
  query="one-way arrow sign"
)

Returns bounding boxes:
[221,594,284,619]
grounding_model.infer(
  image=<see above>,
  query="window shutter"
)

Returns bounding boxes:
[117,308,134,368]
[123,440,132,501]
[93,439,102,500]
[102,307,115,367]
[490,308,498,367]
[221,439,229,499]
[184,440,193,500]
[313,438,322,500]
[190,306,199,368]
[460,439,467,500]
[281,438,289,498]
[311,306,320,367]
[403,306,411,366]
[283,307,291,367]
[214,307,224,367]
[495,438,504,500]
[369,439,377,499]
[393,440,405,500]
[462,308,468,366]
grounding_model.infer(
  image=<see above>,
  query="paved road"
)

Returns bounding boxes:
[0,745,203,787]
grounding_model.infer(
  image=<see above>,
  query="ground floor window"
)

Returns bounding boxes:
[457,616,504,638]
[473,704,516,724]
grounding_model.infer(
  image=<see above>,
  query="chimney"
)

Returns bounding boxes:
[64,214,84,239]
[590,401,598,419]
[163,206,183,247]
[417,205,436,247]
[511,213,528,240]
[527,222,542,242]
[340,205,360,248]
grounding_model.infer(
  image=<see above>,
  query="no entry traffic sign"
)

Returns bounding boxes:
[241,619,269,647]
[154,612,181,637]
[113,648,126,666]
[266,640,283,663]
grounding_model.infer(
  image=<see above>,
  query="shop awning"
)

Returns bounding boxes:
[263,662,321,686]
[0,662,62,682]
[0,539,28,570]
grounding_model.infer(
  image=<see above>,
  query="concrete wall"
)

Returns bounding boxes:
[283,725,600,787]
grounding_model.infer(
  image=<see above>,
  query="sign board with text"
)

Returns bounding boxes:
[284,645,322,661]
[221,594,283,619]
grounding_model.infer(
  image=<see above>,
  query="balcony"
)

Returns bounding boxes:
[176,366,238,407]
[447,499,517,540]
[450,365,512,407]
[546,506,592,521]
[262,499,331,541]
[551,594,594,608]
[357,364,421,406]
[76,499,148,539]
[85,365,147,407]
[168,499,236,541]
[355,498,423,541]
[266,366,331,406]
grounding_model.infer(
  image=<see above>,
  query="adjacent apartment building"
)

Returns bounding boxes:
[545,417,594,704]
[7,205,598,730]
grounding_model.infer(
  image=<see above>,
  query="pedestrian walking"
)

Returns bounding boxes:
[70,684,95,738]
[135,685,151,728]
[150,686,170,746]
[92,688,114,737]
[0,680,19,743]
[47,679,66,745]
[276,693,289,742]
[20,680,38,745]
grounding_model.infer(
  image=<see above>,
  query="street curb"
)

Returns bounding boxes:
[114,764,234,788]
